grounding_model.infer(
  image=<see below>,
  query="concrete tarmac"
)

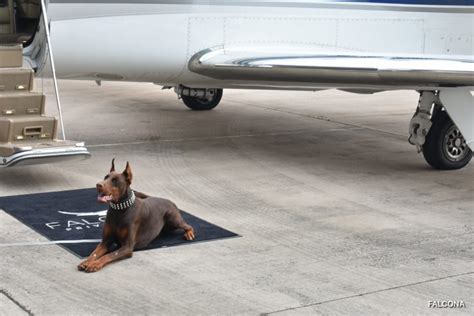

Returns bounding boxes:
[1,80,473,315]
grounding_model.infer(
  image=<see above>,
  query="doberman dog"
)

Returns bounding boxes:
[78,159,195,272]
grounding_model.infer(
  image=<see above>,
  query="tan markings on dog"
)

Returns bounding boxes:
[184,228,195,241]
[103,223,112,237]
[117,227,129,242]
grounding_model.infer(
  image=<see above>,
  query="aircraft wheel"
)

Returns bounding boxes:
[182,89,223,111]
[422,111,472,170]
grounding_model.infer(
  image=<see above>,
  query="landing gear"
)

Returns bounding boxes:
[422,111,472,170]
[182,88,223,111]
[409,91,472,170]
[175,85,223,111]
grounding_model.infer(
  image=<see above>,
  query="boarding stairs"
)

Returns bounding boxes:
[0,0,89,167]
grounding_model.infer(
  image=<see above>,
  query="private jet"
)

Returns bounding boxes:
[0,0,472,169]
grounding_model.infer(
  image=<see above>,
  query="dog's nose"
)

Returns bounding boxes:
[96,183,103,190]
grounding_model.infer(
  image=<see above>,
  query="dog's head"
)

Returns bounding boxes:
[96,159,133,204]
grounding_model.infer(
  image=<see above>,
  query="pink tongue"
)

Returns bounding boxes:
[97,195,111,203]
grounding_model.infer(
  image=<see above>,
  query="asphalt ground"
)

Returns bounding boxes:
[1,80,472,315]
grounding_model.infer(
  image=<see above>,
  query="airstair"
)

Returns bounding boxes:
[0,0,89,167]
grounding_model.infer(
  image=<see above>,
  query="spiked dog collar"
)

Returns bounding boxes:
[110,190,135,211]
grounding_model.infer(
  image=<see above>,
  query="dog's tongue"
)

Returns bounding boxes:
[97,194,112,203]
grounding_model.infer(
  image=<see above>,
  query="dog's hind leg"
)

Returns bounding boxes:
[166,211,195,241]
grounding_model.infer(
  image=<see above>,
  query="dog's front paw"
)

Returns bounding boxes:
[85,261,104,273]
[184,228,195,241]
[78,259,91,271]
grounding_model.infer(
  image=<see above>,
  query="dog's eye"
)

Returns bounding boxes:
[104,175,109,180]
[112,177,118,183]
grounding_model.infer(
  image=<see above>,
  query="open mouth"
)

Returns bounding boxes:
[97,193,113,204]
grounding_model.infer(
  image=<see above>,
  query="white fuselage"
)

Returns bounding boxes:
[36,1,473,91]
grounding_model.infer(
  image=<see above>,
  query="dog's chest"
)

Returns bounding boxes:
[105,208,137,239]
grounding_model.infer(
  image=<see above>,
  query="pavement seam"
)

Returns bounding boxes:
[1,289,34,316]
[85,131,308,148]
[229,99,407,139]
[261,271,473,315]
[82,126,367,149]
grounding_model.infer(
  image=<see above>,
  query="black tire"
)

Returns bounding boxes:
[181,89,223,111]
[422,111,472,170]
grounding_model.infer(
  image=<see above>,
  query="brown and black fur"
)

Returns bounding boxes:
[78,159,194,273]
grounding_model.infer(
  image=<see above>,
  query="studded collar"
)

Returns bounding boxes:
[109,190,136,211]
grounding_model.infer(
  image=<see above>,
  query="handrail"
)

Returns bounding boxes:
[40,0,66,140]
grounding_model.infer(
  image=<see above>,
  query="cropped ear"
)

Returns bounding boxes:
[110,158,115,172]
[122,161,133,185]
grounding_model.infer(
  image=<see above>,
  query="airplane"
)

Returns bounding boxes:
[0,0,472,170]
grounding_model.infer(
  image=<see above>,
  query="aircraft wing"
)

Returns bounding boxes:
[189,48,474,88]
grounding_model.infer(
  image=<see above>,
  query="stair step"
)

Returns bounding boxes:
[0,67,34,91]
[0,115,57,143]
[0,92,45,116]
[0,33,31,44]
[0,44,22,67]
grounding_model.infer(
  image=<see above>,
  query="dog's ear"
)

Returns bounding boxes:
[123,161,133,185]
[110,158,116,172]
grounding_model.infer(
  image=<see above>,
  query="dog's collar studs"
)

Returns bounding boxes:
[110,191,136,211]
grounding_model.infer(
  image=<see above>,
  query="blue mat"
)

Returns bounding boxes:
[0,188,238,258]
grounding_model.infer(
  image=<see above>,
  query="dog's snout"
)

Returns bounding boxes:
[96,182,104,190]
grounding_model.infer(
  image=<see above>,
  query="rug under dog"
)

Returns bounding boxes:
[0,188,238,258]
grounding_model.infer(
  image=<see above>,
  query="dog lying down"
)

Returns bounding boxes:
[78,159,195,273]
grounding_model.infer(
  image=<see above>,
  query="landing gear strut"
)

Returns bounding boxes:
[409,91,472,170]
[175,85,223,111]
